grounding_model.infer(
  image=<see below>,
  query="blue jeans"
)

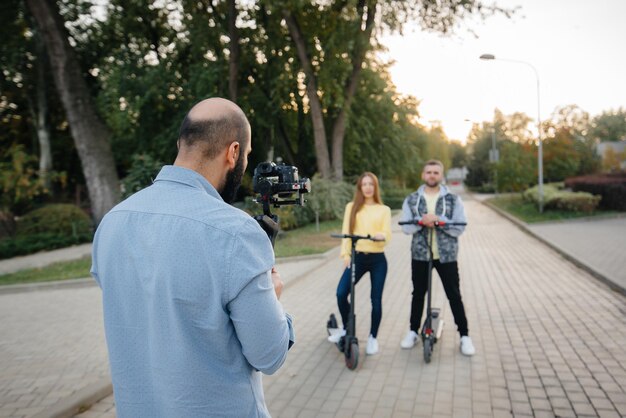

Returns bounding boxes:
[336,252,388,338]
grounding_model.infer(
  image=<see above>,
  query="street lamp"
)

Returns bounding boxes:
[479,53,544,212]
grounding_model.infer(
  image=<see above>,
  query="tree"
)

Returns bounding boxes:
[466,110,536,192]
[449,140,467,168]
[542,105,600,180]
[589,108,626,143]
[24,0,120,223]
[277,0,513,180]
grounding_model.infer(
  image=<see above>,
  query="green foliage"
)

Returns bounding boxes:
[306,175,354,221]
[467,107,601,192]
[235,197,314,231]
[522,183,601,213]
[16,204,92,237]
[0,144,67,215]
[495,140,536,192]
[0,233,92,260]
[488,194,612,224]
[381,185,413,210]
[0,203,93,258]
[549,192,601,214]
[0,256,91,285]
[121,154,164,198]
[588,108,626,143]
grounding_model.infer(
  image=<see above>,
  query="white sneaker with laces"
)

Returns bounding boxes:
[400,330,419,349]
[327,328,346,343]
[366,335,379,355]
[460,336,476,356]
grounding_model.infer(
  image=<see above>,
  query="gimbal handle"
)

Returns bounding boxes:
[254,214,280,247]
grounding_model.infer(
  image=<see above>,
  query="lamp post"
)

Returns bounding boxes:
[490,124,499,194]
[479,53,544,212]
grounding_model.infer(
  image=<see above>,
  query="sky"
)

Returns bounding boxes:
[381,0,626,143]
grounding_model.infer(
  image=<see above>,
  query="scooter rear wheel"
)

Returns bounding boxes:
[345,338,359,370]
[423,338,432,363]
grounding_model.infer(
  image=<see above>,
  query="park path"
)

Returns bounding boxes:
[69,198,626,418]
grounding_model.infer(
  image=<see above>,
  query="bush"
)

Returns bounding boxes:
[381,185,413,210]
[549,191,601,213]
[0,232,92,259]
[121,154,164,198]
[565,172,626,211]
[16,204,93,238]
[235,197,314,231]
[523,183,601,213]
[306,175,354,221]
[522,183,561,204]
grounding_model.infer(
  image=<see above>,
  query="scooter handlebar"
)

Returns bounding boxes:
[398,220,467,227]
[330,233,385,242]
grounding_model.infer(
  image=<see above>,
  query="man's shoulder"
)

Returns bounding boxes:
[107,185,259,237]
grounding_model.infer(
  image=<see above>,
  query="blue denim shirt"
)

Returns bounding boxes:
[91,165,294,418]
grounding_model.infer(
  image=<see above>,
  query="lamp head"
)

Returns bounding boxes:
[479,54,495,60]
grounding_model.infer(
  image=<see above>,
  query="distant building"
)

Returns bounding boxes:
[446,167,468,185]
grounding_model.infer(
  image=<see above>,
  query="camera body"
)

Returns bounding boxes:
[253,162,311,207]
[252,161,311,246]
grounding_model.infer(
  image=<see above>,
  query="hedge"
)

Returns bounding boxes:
[564,173,626,211]
[523,183,601,213]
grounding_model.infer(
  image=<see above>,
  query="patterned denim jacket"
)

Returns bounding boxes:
[400,185,466,263]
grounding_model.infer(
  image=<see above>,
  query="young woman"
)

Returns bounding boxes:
[328,172,391,355]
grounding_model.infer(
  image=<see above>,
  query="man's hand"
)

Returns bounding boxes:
[343,258,351,269]
[373,233,386,241]
[271,267,283,300]
[421,213,439,228]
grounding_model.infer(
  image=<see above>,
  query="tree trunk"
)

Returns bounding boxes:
[228,0,239,102]
[34,34,53,189]
[283,10,332,179]
[330,0,377,181]
[25,0,120,224]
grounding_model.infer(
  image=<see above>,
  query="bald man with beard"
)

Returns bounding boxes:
[91,98,294,418]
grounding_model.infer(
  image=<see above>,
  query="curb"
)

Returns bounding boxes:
[0,277,96,295]
[0,247,342,295]
[480,199,626,297]
[283,246,340,290]
[31,379,113,418]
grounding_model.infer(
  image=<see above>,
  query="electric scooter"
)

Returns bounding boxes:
[327,233,383,370]
[398,220,466,363]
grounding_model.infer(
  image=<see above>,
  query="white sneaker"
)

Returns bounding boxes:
[400,330,419,349]
[460,336,476,356]
[327,328,346,343]
[366,335,379,355]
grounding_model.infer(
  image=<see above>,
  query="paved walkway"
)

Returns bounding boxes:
[0,244,93,276]
[1,196,625,418]
[527,217,626,292]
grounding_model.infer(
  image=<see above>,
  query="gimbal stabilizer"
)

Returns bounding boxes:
[252,161,311,246]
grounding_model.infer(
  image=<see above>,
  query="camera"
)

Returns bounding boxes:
[253,162,311,206]
[252,161,311,245]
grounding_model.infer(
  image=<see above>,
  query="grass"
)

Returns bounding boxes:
[0,256,92,286]
[0,219,344,286]
[274,219,343,258]
[487,193,617,223]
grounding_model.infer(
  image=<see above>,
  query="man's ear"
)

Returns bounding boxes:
[226,141,240,169]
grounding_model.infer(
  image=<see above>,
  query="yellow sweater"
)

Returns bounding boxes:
[340,202,392,260]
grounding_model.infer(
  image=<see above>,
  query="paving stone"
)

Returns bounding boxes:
[3,195,626,418]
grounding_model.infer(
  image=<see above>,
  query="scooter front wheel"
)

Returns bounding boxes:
[423,338,432,363]
[345,338,359,370]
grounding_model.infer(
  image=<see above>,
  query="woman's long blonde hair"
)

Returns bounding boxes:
[349,172,383,234]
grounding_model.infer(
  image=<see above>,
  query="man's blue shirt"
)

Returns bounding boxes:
[91,165,294,418]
